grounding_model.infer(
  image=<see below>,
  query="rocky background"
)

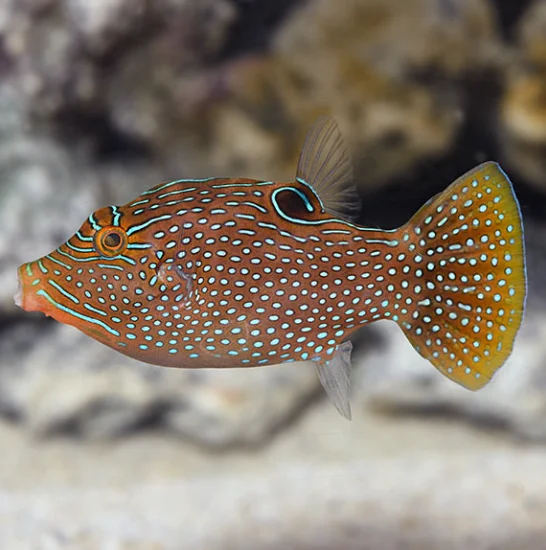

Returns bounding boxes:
[2,0,546,548]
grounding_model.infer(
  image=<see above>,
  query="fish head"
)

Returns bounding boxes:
[15,203,192,355]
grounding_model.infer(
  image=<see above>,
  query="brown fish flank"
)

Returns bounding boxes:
[16,118,527,419]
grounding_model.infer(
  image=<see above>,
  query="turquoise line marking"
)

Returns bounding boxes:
[257,221,279,231]
[271,190,327,226]
[268,191,398,236]
[235,214,256,221]
[273,186,315,213]
[211,180,274,189]
[117,254,137,266]
[280,230,305,243]
[47,254,73,270]
[242,201,268,213]
[84,303,108,317]
[37,260,48,274]
[36,290,120,336]
[88,214,101,231]
[322,229,351,235]
[57,248,136,266]
[111,205,121,226]
[97,263,124,271]
[127,243,153,250]
[76,231,93,242]
[256,222,307,243]
[32,279,40,286]
[48,279,80,304]
[25,263,33,277]
[296,177,325,211]
[129,198,150,207]
[66,242,94,253]
[57,249,87,262]
[165,198,195,207]
[126,214,173,236]
[157,187,198,199]
[142,177,217,195]
[218,183,390,237]
[365,238,399,247]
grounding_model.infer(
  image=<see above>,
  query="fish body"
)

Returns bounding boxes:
[16,117,527,418]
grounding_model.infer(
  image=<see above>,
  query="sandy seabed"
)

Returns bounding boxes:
[0,398,544,550]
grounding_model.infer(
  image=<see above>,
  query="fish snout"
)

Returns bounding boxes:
[14,276,22,308]
[15,262,45,313]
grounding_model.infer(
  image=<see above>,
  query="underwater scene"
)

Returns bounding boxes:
[1,0,546,548]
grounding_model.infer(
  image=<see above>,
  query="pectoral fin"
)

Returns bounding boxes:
[156,262,193,304]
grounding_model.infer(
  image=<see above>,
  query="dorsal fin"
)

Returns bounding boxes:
[296,116,359,219]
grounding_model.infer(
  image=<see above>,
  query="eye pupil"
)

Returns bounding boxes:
[104,232,121,248]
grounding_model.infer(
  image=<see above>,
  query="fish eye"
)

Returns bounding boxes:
[104,232,121,248]
[95,226,127,257]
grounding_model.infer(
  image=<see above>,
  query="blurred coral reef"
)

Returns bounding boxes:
[2,0,546,548]
[499,0,546,189]
[1,0,542,444]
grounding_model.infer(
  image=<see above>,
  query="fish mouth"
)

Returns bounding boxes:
[15,263,33,312]
[14,277,23,308]
[14,262,48,315]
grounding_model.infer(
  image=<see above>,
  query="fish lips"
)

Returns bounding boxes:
[13,277,23,309]
[14,263,52,317]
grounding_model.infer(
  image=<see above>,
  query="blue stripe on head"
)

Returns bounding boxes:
[36,289,120,336]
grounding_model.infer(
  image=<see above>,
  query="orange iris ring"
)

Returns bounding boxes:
[94,226,128,257]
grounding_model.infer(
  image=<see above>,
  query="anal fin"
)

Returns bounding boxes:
[315,340,353,420]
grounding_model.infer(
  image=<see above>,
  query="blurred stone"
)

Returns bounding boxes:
[0,0,543,450]
[499,0,546,189]
[105,0,238,175]
[0,323,320,445]
[0,84,99,313]
[197,0,501,187]
[66,0,149,56]
[0,0,502,190]
[274,0,500,82]
[104,0,502,187]
[0,0,237,126]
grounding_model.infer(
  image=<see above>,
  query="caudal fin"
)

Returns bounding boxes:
[396,162,527,390]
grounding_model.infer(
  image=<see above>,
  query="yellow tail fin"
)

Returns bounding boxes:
[397,162,526,389]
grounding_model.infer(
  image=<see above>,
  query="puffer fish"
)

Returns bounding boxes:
[15,117,527,419]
